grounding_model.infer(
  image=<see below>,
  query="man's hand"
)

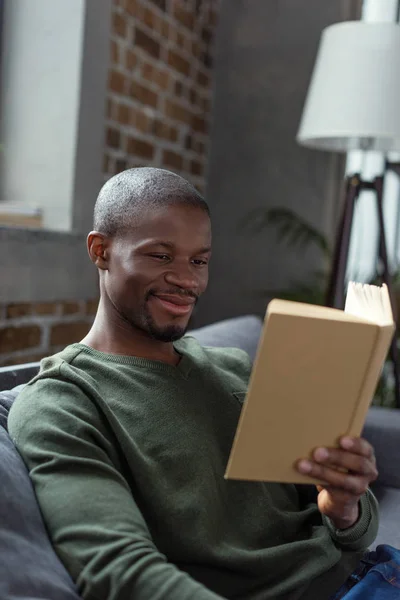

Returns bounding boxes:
[296,437,378,530]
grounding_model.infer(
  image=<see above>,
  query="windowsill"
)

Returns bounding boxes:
[0,204,43,228]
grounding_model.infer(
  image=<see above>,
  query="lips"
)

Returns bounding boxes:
[150,294,196,317]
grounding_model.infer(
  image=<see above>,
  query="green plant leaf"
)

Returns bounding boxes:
[240,207,331,259]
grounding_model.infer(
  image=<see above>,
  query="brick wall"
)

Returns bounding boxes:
[104,0,219,192]
[0,300,98,366]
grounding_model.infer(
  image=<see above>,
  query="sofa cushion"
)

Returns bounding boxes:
[0,392,80,599]
[372,485,400,548]
[189,315,263,361]
[363,407,400,489]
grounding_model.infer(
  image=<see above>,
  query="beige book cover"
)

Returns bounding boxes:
[225,283,395,485]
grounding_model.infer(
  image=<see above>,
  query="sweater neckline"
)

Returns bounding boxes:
[70,339,193,378]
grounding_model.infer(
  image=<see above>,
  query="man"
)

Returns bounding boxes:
[9,168,380,600]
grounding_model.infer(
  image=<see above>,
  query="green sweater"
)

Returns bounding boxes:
[8,337,378,600]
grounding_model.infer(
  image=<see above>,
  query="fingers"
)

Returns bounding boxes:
[312,447,377,478]
[297,459,372,495]
[296,437,378,493]
[339,436,375,461]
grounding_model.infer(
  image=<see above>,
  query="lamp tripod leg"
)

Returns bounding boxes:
[375,175,400,409]
[326,176,360,309]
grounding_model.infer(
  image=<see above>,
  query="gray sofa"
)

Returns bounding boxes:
[0,315,399,599]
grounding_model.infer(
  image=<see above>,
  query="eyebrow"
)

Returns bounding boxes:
[141,240,212,254]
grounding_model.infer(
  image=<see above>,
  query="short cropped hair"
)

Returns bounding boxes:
[93,167,210,237]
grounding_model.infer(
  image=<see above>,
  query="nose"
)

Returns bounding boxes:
[164,263,198,291]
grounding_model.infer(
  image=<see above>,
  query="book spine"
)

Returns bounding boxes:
[347,325,395,436]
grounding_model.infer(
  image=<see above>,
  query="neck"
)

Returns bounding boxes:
[80,300,180,366]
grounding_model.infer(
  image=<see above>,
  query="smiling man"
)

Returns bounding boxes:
[81,169,211,361]
[9,168,382,600]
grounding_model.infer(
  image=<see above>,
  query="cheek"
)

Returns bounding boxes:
[199,269,209,292]
[109,258,160,297]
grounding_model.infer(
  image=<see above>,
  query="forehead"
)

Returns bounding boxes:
[122,203,211,246]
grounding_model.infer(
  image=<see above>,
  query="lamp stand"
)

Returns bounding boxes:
[326,173,400,408]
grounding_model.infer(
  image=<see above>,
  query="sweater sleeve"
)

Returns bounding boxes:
[322,488,379,552]
[296,484,379,551]
[8,377,224,600]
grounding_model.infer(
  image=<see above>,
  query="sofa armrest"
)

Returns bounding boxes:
[0,362,41,390]
[362,406,400,489]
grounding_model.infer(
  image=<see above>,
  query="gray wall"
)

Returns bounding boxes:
[196,0,360,326]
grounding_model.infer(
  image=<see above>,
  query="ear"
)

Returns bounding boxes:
[87,231,110,270]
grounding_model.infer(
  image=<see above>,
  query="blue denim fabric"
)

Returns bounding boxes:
[330,545,400,599]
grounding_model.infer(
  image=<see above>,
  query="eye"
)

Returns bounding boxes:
[149,254,170,261]
[192,258,208,266]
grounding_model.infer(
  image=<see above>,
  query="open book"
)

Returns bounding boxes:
[225,283,395,484]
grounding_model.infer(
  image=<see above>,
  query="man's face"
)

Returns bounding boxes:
[104,204,212,342]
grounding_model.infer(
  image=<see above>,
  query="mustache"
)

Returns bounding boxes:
[146,288,199,301]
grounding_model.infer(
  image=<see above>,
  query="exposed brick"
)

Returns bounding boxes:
[112,12,127,38]
[61,301,81,315]
[209,8,218,27]
[109,70,127,94]
[168,49,190,77]
[173,3,195,30]
[156,67,170,90]
[6,303,32,319]
[197,70,210,88]
[192,40,200,58]
[163,149,183,170]
[134,27,160,59]
[117,103,131,125]
[111,40,119,64]
[125,49,138,71]
[197,140,206,154]
[115,158,128,174]
[176,31,185,49]
[135,109,152,133]
[175,79,184,97]
[192,115,207,134]
[125,0,138,17]
[34,302,58,315]
[201,51,213,69]
[141,61,154,83]
[107,127,121,149]
[189,88,197,105]
[164,99,192,125]
[149,0,166,11]
[161,19,169,38]
[143,6,156,29]
[86,299,99,316]
[190,159,203,176]
[0,325,41,353]
[185,134,193,150]
[202,27,213,45]
[200,96,210,112]
[50,322,90,347]
[154,119,178,142]
[130,81,158,108]
[127,136,155,160]
[141,62,169,91]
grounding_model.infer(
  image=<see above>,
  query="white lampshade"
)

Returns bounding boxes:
[297,21,400,152]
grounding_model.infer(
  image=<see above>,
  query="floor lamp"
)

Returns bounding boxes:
[296,21,400,407]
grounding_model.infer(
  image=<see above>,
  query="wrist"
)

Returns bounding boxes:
[330,503,360,530]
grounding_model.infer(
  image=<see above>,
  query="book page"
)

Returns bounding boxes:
[345,282,393,326]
